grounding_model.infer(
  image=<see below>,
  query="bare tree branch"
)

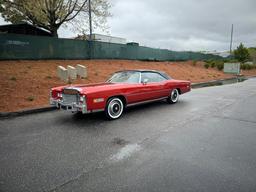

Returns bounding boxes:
[0,0,111,37]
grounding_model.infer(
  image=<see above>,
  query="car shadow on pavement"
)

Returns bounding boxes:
[54,99,189,130]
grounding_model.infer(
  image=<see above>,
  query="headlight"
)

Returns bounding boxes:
[80,95,85,102]
[57,92,62,98]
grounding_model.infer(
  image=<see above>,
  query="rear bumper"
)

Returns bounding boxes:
[50,98,88,114]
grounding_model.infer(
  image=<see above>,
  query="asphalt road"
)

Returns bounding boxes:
[1,79,256,192]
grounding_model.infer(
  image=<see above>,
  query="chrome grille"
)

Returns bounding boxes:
[62,94,78,105]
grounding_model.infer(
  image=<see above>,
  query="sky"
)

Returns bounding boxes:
[1,0,255,52]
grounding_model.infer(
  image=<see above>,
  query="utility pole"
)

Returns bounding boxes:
[230,24,233,55]
[88,0,92,59]
[88,0,92,41]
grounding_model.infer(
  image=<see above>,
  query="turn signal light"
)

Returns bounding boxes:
[93,98,104,103]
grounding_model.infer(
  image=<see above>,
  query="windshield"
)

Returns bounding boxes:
[108,71,140,83]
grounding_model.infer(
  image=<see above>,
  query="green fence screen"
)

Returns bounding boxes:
[0,33,222,61]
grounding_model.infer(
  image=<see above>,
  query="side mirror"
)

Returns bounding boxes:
[142,78,149,85]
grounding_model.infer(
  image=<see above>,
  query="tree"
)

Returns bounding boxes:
[0,0,111,37]
[248,47,256,64]
[233,43,250,63]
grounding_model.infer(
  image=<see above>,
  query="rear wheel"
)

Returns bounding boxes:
[167,89,179,104]
[105,97,124,120]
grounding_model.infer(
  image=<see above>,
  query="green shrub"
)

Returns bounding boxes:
[210,62,215,68]
[204,63,209,69]
[241,64,253,70]
[192,60,197,66]
[205,60,225,70]
[26,96,35,101]
[223,58,239,63]
[67,79,72,84]
[234,43,250,62]
[205,59,212,64]
[9,76,17,81]
[216,62,224,71]
[247,64,253,70]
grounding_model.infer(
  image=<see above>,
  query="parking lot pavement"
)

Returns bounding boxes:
[0,79,256,192]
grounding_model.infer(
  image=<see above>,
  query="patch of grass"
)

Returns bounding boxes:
[46,75,52,79]
[9,76,17,81]
[26,96,35,102]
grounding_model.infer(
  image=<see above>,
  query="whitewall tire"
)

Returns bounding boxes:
[105,97,124,120]
[167,89,179,104]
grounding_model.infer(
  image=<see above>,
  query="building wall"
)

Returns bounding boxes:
[92,34,126,44]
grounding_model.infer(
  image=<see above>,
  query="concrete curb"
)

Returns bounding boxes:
[191,76,247,89]
[247,75,256,79]
[0,106,56,119]
[0,76,251,119]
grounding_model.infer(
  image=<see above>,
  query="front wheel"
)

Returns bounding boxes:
[105,97,124,120]
[167,89,179,104]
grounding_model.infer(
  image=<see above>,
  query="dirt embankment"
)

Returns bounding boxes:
[1,60,255,112]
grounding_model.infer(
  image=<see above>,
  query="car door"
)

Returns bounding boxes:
[139,72,169,100]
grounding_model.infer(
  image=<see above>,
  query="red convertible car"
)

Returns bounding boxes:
[50,70,191,120]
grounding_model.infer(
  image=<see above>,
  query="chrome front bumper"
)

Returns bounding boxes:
[50,98,88,114]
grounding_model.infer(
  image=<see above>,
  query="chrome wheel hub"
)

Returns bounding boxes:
[108,98,123,119]
[171,89,179,102]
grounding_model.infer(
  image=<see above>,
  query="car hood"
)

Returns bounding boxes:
[62,82,126,94]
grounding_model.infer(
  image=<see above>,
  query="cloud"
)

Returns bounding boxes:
[108,0,256,51]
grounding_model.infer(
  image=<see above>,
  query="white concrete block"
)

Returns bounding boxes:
[67,65,77,80]
[76,64,87,78]
[61,69,68,82]
[57,65,66,79]
[57,66,68,82]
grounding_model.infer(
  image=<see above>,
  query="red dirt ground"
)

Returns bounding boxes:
[0,60,255,112]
